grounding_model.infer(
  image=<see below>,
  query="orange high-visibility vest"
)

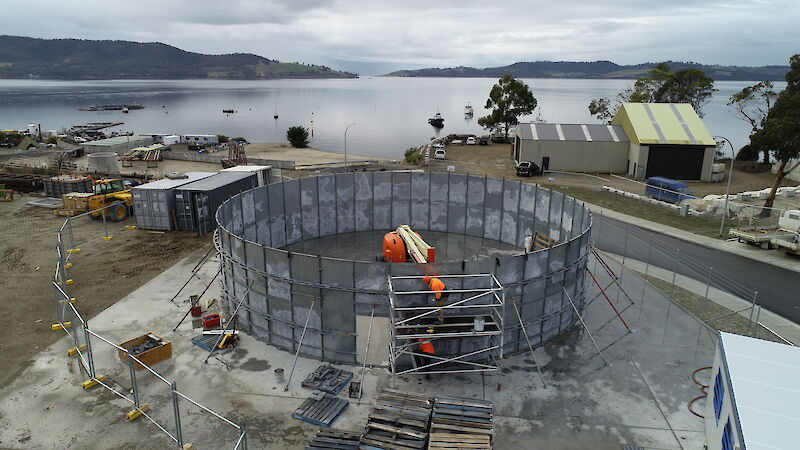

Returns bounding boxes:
[427,277,446,300]
[418,338,434,354]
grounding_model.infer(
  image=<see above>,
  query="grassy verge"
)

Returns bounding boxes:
[640,273,783,343]
[548,185,724,238]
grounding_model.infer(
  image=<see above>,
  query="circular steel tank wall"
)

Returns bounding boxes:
[215,172,592,364]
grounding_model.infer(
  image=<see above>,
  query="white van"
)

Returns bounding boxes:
[433,148,446,160]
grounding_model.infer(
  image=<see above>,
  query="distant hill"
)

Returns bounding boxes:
[385,60,789,81]
[0,35,357,80]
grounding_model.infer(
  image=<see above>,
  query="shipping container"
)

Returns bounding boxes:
[132,172,216,231]
[174,172,258,234]
[220,165,273,186]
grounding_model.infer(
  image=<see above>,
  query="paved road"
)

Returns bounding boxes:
[593,215,800,323]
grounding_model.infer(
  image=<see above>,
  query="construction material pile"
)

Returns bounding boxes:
[43,175,92,198]
[360,389,433,449]
[428,396,493,449]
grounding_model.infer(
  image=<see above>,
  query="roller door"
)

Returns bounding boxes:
[646,145,704,180]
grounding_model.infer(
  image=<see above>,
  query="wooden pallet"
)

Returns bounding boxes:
[532,231,557,250]
[302,364,354,395]
[360,389,433,450]
[293,394,349,427]
[306,428,361,449]
[428,397,493,449]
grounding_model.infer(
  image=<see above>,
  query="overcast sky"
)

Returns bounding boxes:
[4,0,798,74]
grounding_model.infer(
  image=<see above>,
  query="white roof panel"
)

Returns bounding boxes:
[720,332,800,450]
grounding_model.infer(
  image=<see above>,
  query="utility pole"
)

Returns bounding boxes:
[715,136,736,236]
[344,123,356,172]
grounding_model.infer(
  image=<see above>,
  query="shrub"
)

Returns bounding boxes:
[287,126,309,148]
[217,134,229,144]
[735,144,758,161]
[404,147,423,165]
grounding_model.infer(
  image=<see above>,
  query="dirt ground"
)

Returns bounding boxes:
[0,195,211,388]
[244,142,390,165]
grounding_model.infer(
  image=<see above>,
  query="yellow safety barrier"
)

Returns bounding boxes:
[125,403,150,421]
[51,322,72,330]
[67,344,86,356]
[64,279,74,286]
[126,225,136,230]
[81,374,106,390]
[65,263,73,269]
[68,248,81,254]
[101,236,113,241]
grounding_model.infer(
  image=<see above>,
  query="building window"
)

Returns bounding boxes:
[721,419,734,450]
[713,370,724,422]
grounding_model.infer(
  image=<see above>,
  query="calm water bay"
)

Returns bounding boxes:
[0,77,783,159]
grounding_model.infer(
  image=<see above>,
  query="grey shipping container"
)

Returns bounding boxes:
[132,172,216,231]
[174,172,258,234]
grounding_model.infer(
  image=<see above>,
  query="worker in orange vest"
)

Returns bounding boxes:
[423,275,448,323]
[416,326,435,379]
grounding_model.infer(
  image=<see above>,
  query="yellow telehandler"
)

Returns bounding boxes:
[56,179,133,221]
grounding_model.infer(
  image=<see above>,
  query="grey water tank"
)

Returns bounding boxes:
[87,152,119,173]
[132,172,217,231]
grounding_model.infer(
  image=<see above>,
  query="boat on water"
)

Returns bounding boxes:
[464,102,473,115]
[79,104,144,111]
[428,112,444,128]
[223,109,236,114]
[122,107,129,113]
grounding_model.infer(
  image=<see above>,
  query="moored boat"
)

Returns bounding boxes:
[428,112,444,128]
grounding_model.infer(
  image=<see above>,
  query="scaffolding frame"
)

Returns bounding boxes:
[388,274,505,376]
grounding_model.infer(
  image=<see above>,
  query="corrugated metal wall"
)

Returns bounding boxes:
[215,172,591,364]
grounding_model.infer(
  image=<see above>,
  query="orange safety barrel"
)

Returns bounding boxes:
[383,232,407,262]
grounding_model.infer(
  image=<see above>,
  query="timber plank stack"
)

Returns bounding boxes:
[306,428,361,449]
[427,397,493,449]
[359,389,433,449]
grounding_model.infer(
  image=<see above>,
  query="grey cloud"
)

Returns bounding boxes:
[1,0,797,74]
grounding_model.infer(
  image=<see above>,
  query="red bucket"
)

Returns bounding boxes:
[190,306,202,317]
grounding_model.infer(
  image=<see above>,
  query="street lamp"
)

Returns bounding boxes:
[715,136,736,236]
[344,123,356,171]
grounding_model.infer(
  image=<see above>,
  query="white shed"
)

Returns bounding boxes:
[704,332,799,450]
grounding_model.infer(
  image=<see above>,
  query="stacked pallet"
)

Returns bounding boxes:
[302,365,354,395]
[54,192,93,216]
[306,428,361,449]
[293,393,350,427]
[428,397,493,449]
[360,389,433,449]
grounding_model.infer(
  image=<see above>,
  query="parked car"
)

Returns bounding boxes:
[434,148,446,160]
[73,137,87,143]
[451,139,463,145]
[479,135,490,145]
[491,134,509,143]
[466,136,476,145]
[644,177,693,204]
[432,142,445,149]
[515,161,539,177]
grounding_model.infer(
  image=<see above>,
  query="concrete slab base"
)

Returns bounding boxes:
[0,250,715,449]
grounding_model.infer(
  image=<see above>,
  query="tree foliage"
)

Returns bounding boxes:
[286,126,310,148]
[588,62,716,122]
[727,81,777,162]
[749,54,800,210]
[477,74,537,140]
